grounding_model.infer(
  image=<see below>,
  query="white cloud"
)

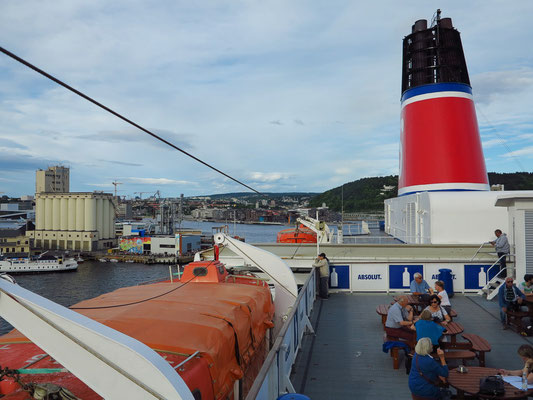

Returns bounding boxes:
[249,172,292,183]
[482,139,502,149]
[503,147,533,158]
[2,1,533,196]
[123,177,195,186]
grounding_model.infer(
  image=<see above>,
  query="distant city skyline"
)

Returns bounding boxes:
[1,1,533,198]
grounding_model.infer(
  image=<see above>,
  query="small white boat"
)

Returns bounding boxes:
[109,259,119,263]
[125,260,134,263]
[98,258,108,263]
[0,253,78,273]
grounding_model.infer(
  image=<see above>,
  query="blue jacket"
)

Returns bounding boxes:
[409,353,449,398]
[415,320,445,345]
[498,283,525,308]
[382,341,411,353]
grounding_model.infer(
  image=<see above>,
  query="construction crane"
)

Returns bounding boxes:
[112,181,122,197]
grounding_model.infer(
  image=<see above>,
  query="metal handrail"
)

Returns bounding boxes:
[470,242,490,261]
[244,267,316,400]
[484,253,515,281]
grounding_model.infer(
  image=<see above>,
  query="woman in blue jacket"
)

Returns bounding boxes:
[409,337,449,399]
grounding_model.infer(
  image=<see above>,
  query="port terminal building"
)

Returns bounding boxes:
[27,192,116,251]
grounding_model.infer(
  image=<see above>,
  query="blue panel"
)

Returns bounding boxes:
[401,82,472,102]
[464,265,496,289]
[389,265,424,289]
[330,265,349,289]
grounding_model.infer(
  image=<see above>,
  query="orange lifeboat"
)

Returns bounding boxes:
[277,224,317,243]
[0,260,274,399]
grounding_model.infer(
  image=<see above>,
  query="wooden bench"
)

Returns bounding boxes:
[461,333,491,367]
[376,304,390,326]
[449,309,458,319]
[435,350,476,365]
[505,310,529,334]
[384,332,413,370]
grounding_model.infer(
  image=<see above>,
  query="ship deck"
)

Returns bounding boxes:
[291,293,533,399]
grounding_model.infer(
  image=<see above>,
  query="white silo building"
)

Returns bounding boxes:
[28,192,116,251]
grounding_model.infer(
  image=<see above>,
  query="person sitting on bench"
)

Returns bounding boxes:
[410,273,433,296]
[424,295,451,325]
[415,309,445,347]
[385,295,415,345]
[435,280,452,315]
[498,277,526,329]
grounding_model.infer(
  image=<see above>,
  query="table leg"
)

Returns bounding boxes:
[456,388,465,400]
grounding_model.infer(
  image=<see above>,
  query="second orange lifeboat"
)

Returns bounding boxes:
[276,224,317,243]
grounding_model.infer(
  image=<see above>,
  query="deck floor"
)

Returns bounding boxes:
[291,292,533,399]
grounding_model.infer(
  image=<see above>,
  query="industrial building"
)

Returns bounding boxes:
[27,192,116,251]
[36,166,70,193]
[119,233,202,256]
[0,225,32,256]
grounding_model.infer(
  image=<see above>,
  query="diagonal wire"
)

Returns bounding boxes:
[0,46,261,194]
[476,105,526,172]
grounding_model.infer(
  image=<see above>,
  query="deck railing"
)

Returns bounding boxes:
[245,267,316,400]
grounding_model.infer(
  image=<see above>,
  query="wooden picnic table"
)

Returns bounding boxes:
[448,366,533,399]
[440,321,463,345]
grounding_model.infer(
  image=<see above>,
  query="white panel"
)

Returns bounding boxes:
[351,264,389,291]
[525,210,533,275]
[44,197,53,230]
[68,198,77,231]
[85,198,96,231]
[424,263,464,292]
[52,198,61,231]
[36,197,44,230]
[103,200,110,239]
[96,198,104,238]
[76,198,85,231]
[109,201,115,238]
[60,198,69,231]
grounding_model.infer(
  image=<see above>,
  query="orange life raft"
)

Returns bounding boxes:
[0,260,274,400]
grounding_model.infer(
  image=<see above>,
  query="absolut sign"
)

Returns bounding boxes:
[358,274,382,280]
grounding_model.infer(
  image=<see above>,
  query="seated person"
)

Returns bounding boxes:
[520,274,533,297]
[498,277,526,329]
[435,280,452,315]
[415,309,445,346]
[385,295,415,347]
[409,337,449,399]
[424,295,451,325]
[498,344,533,382]
[410,272,434,296]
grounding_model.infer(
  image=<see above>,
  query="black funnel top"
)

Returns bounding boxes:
[401,11,470,94]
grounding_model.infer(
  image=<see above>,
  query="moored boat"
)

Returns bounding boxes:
[0,253,77,273]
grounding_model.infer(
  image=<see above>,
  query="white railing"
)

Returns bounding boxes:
[245,268,316,400]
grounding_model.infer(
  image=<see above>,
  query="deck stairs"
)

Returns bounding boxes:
[475,252,515,300]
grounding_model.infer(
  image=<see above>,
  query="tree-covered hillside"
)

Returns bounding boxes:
[309,176,398,212]
[310,172,533,213]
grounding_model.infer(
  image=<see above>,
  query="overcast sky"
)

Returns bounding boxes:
[1,1,533,198]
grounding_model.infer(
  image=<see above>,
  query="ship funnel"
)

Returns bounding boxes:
[398,11,489,196]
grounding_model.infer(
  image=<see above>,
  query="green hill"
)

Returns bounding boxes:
[309,176,398,212]
[310,172,533,213]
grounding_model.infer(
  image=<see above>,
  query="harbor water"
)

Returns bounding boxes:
[0,223,286,335]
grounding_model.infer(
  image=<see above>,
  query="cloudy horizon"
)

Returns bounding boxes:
[1,1,533,198]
